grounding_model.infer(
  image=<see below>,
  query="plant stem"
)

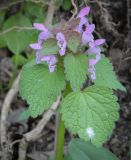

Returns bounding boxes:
[55,114,65,160]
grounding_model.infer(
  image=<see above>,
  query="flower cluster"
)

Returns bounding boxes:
[30,23,57,72]
[30,23,67,72]
[30,6,105,79]
[74,6,105,80]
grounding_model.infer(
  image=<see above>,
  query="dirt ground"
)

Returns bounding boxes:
[0,0,131,160]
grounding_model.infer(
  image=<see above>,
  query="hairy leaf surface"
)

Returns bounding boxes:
[67,32,80,53]
[64,54,88,91]
[94,55,126,91]
[61,86,119,146]
[19,60,66,117]
[40,38,59,55]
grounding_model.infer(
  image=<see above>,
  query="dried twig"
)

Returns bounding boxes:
[0,74,20,160]
[0,74,20,145]
[18,96,61,160]
[25,96,60,142]
[26,0,48,6]
[45,1,55,26]
[0,26,34,36]
[70,0,78,20]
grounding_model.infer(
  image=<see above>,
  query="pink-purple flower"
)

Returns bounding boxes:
[35,52,57,72]
[30,23,51,50]
[77,6,90,18]
[29,7,106,76]
[56,32,66,56]
[87,39,105,80]
[75,7,90,33]
[30,43,42,50]
[82,24,95,45]
[75,7,96,47]
[29,23,57,73]
[33,23,51,42]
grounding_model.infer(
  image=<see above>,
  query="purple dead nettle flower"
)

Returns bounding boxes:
[75,7,104,80]
[75,6,96,47]
[56,32,67,56]
[75,6,95,47]
[82,23,95,45]
[30,23,57,72]
[41,54,57,73]
[87,39,105,80]
[35,52,57,73]
[30,23,51,50]
[33,23,51,42]
[75,6,90,33]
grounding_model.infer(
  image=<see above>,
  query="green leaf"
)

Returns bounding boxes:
[3,14,34,54]
[0,81,3,93]
[19,60,66,117]
[48,156,55,160]
[23,2,44,18]
[12,54,27,66]
[0,35,6,48]
[94,55,126,91]
[64,54,88,91]
[64,155,72,160]
[39,38,59,55]
[69,138,119,160]
[61,86,119,146]
[62,0,72,11]
[0,10,6,25]
[67,32,80,53]
[0,10,6,48]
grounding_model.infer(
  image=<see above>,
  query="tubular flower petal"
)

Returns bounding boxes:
[75,6,90,33]
[95,39,105,46]
[88,66,96,80]
[49,65,56,73]
[77,6,90,18]
[87,39,105,80]
[75,17,88,33]
[33,23,52,42]
[56,32,67,56]
[82,24,95,45]
[30,43,42,50]
[33,23,48,31]
[38,31,51,41]
[30,23,54,72]
[85,24,95,34]
[36,53,57,72]
[89,59,98,66]
[35,52,44,64]
[82,32,94,45]
[46,55,57,72]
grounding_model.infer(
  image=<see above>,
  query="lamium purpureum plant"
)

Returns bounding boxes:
[19,6,125,160]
